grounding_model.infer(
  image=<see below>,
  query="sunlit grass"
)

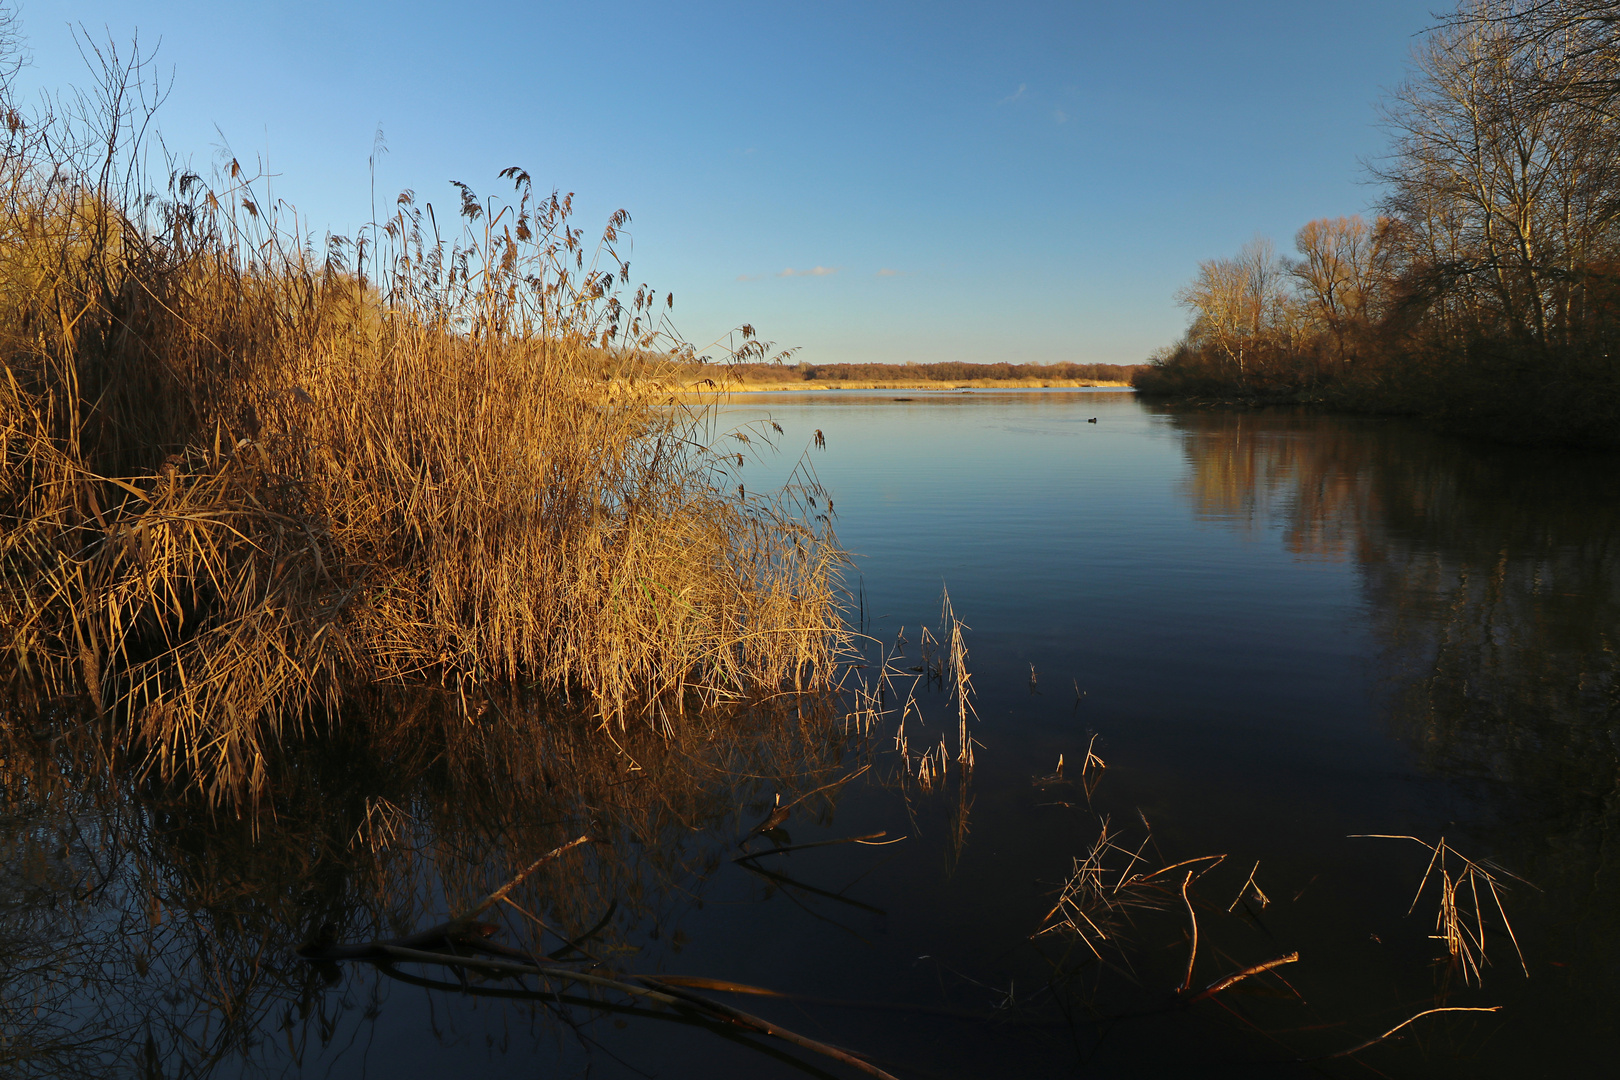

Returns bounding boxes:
[0,45,846,804]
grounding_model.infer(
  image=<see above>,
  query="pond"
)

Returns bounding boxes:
[5,389,1617,1078]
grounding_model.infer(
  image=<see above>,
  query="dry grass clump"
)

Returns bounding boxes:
[1034,817,1225,963]
[0,44,844,803]
[867,589,978,790]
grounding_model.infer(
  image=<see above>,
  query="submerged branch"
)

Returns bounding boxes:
[318,941,902,1080]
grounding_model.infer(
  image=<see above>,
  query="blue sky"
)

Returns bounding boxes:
[16,1,1436,365]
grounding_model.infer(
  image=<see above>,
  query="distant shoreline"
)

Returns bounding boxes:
[679,379,1135,393]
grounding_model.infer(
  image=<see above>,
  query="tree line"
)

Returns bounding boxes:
[1137,0,1620,447]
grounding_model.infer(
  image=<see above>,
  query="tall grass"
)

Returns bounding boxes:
[0,43,845,803]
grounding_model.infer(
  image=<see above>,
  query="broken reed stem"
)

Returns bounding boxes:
[1137,853,1226,885]
[1082,733,1105,773]
[1035,816,1228,969]
[733,831,893,863]
[938,587,976,768]
[1325,1005,1503,1059]
[1176,870,1198,995]
[458,835,593,921]
[775,764,872,818]
[1226,860,1269,913]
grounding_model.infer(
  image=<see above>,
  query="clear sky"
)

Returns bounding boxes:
[15,1,1437,366]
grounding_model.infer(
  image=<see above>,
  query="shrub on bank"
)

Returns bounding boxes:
[1132,336,1620,450]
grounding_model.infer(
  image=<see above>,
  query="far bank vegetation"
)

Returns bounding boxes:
[1137,0,1620,448]
[686,360,1140,390]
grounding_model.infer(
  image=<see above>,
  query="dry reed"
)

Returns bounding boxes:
[0,42,845,803]
[1353,834,1531,985]
[867,591,978,790]
[1035,817,1226,963]
[940,590,977,768]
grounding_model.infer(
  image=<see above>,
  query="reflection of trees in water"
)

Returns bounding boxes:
[0,691,854,1077]
[1169,410,1384,562]
[1353,442,1620,878]
[1164,405,1620,883]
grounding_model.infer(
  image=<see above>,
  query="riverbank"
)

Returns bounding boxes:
[682,378,1134,393]
[679,360,1141,395]
[1132,349,1620,451]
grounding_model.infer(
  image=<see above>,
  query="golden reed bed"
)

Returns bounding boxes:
[0,65,845,805]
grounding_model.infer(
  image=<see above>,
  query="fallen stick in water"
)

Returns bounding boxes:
[298,835,594,963]
[299,858,903,1080]
[1188,953,1300,1004]
[366,945,901,1080]
[1323,1005,1503,1059]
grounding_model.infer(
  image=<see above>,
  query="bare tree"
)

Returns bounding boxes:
[0,4,22,101]
[1176,236,1296,377]
[1448,1,1620,114]
[1292,215,1389,363]
[1375,1,1620,344]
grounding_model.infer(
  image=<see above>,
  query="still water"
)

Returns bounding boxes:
[5,390,1617,1078]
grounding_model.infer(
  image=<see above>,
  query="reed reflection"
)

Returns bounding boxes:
[0,690,861,1078]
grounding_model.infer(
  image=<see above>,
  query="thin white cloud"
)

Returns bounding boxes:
[875,267,905,277]
[1053,109,1068,124]
[778,266,839,278]
[999,83,1028,105]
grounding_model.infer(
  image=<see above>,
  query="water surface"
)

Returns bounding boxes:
[6,390,1617,1078]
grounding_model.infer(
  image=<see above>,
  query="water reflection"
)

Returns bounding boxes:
[1163,405,1620,887]
[0,691,859,1077]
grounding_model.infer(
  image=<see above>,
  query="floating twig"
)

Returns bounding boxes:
[734,831,898,863]
[1324,1005,1503,1059]
[1176,871,1198,995]
[740,765,872,848]
[1188,952,1299,1003]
